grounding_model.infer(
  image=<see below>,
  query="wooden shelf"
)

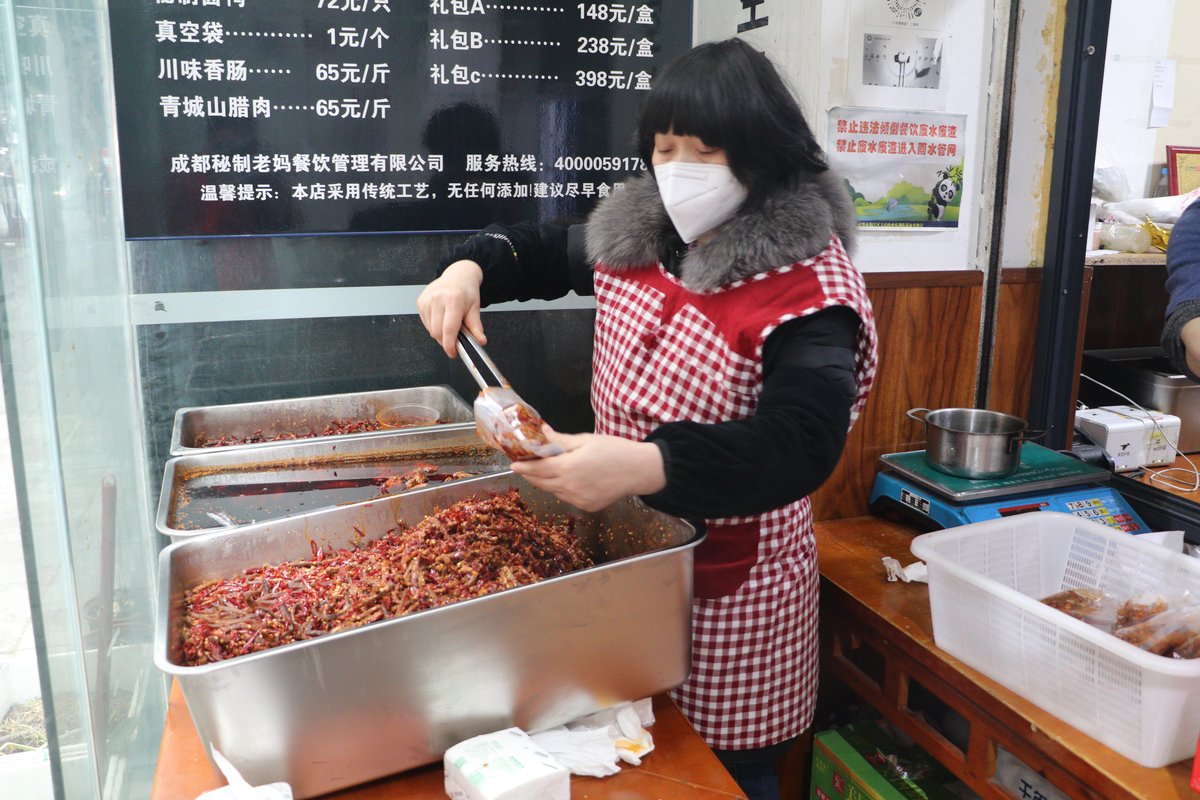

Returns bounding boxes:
[1085,252,1167,266]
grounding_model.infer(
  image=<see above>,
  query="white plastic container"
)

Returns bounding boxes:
[1100,405,1181,467]
[1074,407,1145,471]
[911,512,1200,768]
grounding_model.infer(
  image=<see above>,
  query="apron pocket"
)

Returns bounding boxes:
[693,520,760,599]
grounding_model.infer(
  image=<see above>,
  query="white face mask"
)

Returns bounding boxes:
[654,161,748,243]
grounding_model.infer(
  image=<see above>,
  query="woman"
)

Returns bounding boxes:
[1162,198,1200,380]
[418,37,878,799]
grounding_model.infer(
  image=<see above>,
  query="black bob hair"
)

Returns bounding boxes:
[637,38,828,206]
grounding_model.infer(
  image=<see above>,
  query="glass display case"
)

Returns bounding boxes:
[0,3,166,798]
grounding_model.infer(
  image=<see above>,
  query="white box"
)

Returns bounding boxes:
[1073,407,1145,471]
[1100,405,1181,467]
[911,513,1200,768]
[444,728,569,800]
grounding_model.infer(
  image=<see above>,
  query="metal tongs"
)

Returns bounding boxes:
[456,331,564,461]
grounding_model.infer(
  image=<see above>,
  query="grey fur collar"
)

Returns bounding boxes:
[585,169,858,292]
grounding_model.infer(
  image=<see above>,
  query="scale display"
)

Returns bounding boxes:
[871,445,1149,533]
[870,471,1150,533]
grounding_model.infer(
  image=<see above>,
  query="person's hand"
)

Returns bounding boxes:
[416,260,486,357]
[510,428,666,512]
[1183,317,1200,380]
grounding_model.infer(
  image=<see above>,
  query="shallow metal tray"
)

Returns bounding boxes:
[1080,347,1200,452]
[155,473,700,798]
[168,385,474,456]
[157,426,509,541]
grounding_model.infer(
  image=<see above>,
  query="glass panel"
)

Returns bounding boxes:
[0,377,51,800]
[0,1,167,798]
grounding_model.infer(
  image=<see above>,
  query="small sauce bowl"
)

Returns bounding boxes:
[376,403,439,430]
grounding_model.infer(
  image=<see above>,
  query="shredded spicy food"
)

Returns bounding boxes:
[194,417,393,447]
[379,464,473,494]
[180,490,592,665]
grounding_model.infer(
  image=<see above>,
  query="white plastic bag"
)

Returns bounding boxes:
[473,388,564,461]
[196,748,292,800]
[529,699,656,777]
[1101,189,1200,225]
[1093,143,1132,203]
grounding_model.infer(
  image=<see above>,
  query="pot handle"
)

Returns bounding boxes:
[906,408,931,423]
[1006,429,1047,454]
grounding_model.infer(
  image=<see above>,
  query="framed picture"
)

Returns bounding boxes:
[1166,145,1200,195]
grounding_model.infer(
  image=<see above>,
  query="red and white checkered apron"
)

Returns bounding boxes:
[591,236,877,750]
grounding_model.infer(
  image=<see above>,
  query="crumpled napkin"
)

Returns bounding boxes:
[883,556,928,583]
[530,699,656,778]
[197,748,292,800]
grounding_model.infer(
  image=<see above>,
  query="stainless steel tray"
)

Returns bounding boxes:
[157,426,509,541]
[155,473,700,798]
[168,385,474,456]
[1080,347,1200,452]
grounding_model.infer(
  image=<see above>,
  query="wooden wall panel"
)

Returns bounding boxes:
[1081,261,1165,350]
[987,268,1042,421]
[811,272,984,522]
[987,267,1092,450]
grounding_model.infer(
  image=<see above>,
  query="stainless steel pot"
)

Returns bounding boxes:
[907,407,1043,479]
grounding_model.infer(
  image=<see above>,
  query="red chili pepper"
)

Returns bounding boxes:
[179,490,593,665]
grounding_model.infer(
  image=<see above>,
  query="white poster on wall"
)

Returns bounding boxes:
[863,0,947,29]
[828,106,967,230]
[847,0,948,110]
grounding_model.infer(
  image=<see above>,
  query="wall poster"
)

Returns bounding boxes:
[846,0,947,110]
[827,106,967,230]
[107,1,692,239]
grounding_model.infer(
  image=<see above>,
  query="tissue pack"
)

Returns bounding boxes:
[444,728,569,800]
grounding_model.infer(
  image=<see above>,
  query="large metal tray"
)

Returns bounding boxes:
[168,385,474,456]
[155,473,700,798]
[1080,347,1200,452]
[157,426,509,540]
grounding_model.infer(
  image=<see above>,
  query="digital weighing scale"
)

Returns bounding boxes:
[869,442,1150,533]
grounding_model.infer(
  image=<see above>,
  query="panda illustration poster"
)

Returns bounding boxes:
[827,106,967,229]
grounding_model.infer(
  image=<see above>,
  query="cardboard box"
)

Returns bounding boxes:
[810,722,968,800]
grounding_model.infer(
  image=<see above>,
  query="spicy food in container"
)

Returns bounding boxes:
[180,489,591,665]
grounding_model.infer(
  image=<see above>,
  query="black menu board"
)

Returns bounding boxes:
[108,1,692,239]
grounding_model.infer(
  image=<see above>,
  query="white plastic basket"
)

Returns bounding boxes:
[910,512,1200,768]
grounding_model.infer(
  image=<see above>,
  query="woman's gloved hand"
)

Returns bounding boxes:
[416,259,486,357]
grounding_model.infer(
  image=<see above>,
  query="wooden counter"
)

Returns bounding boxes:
[816,516,1196,800]
[1134,455,1200,502]
[151,681,746,799]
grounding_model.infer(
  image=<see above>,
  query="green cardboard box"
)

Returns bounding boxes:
[810,721,968,800]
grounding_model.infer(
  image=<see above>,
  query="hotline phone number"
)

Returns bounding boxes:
[554,156,646,172]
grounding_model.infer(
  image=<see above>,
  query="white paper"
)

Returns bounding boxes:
[1135,529,1185,552]
[882,556,927,583]
[1150,59,1175,128]
[849,0,949,109]
[863,0,947,31]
